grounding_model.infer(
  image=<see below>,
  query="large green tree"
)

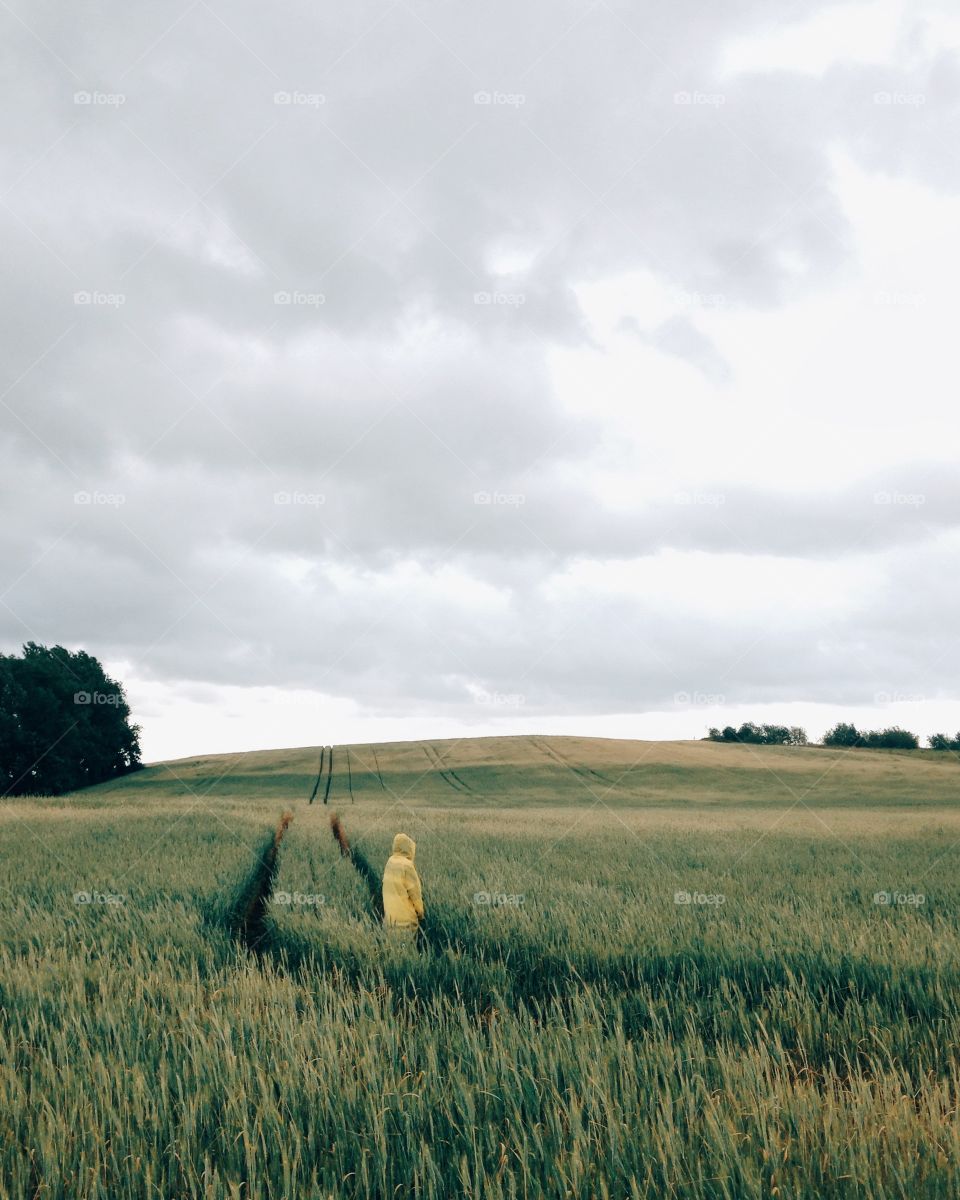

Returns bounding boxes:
[0,643,141,796]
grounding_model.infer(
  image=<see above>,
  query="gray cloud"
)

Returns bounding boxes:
[2,0,960,740]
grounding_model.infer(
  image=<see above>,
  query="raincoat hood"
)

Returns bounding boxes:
[391,833,416,861]
[383,833,424,931]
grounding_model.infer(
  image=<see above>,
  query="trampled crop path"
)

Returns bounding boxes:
[421,741,472,793]
[308,744,334,804]
[530,734,618,792]
[229,810,293,954]
[330,811,383,919]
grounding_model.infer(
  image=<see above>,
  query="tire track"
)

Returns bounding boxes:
[371,746,387,790]
[345,745,355,803]
[308,745,326,803]
[531,736,618,792]
[441,756,473,793]
[421,742,472,794]
[229,811,294,956]
[322,745,334,805]
[426,741,474,792]
[309,745,334,804]
[330,812,383,919]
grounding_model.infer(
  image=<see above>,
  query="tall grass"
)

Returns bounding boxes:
[3,781,960,1197]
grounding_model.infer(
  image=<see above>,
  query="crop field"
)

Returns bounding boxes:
[2,735,960,1198]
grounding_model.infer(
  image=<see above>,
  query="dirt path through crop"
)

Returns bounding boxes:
[309,745,335,804]
[371,747,387,790]
[330,812,383,919]
[308,746,326,803]
[322,746,335,804]
[421,742,472,794]
[531,736,617,792]
[230,810,294,955]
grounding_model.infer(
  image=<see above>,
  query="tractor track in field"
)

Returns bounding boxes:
[330,812,383,920]
[308,744,334,804]
[421,742,472,794]
[530,736,618,793]
[371,746,387,790]
[321,745,334,804]
[344,746,355,802]
[230,811,293,956]
[308,746,326,803]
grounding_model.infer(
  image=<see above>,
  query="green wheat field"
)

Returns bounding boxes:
[3,735,960,1199]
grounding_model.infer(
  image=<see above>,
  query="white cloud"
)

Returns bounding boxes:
[3,0,960,758]
[720,1,910,77]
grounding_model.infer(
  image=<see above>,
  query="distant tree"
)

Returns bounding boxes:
[861,726,920,750]
[823,722,919,750]
[757,724,792,745]
[709,720,919,750]
[823,722,862,747]
[929,732,960,751]
[0,643,141,796]
[707,723,808,746]
[711,724,741,744]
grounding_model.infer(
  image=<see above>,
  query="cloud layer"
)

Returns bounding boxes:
[2,0,960,755]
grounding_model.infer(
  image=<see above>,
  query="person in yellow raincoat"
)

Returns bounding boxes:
[382,833,424,935]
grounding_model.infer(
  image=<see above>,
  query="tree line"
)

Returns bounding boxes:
[0,643,142,796]
[707,721,960,751]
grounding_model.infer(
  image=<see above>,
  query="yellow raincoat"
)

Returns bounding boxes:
[382,833,424,931]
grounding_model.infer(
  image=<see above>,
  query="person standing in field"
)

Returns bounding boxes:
[382,833,424,935]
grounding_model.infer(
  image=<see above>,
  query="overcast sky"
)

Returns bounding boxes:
[2,0,959,761]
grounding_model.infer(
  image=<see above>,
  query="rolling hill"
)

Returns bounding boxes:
[95,733,960,809]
